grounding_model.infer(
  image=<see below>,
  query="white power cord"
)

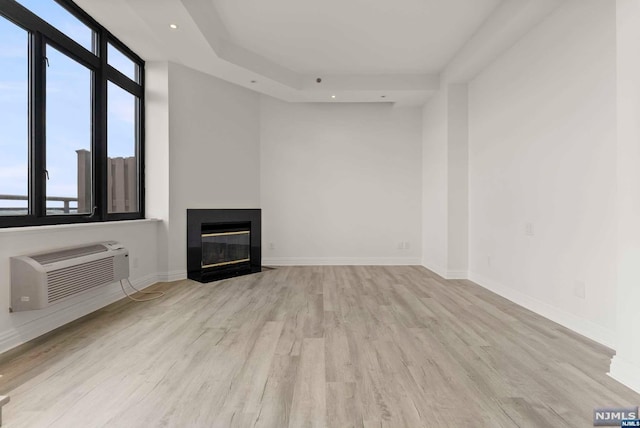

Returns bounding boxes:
[119,278,165,302]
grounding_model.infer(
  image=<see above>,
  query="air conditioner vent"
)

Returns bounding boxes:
[10,241,129,311]
[47,257,115,303]
[31,244,108,265]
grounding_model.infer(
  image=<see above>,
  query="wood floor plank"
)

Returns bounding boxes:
[326,382,362,428]
[253,355,299,428]
[0,266,638,427]
[288,338,326,428]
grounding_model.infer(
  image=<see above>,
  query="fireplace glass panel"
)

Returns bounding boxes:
[201,231,250,268]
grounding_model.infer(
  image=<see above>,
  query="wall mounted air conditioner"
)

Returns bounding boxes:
[10,241,129,312]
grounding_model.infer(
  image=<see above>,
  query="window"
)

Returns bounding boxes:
[108,43,138,82]
[46,44,93,215]
[107,82,139,213]
[15,0,95,52]
[0,0,144,228]
[0,16,29,216]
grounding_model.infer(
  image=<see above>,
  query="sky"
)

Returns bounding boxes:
[0,0,138,212]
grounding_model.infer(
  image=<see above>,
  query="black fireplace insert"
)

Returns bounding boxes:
[187,209,261,283]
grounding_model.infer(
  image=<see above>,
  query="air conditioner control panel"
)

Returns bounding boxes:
[103,241,125,251]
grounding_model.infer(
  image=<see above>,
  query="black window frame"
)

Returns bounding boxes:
[0,0,145,228]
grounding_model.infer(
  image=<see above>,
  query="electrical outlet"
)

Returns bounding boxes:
[397,242,410,250]
[574,281,586,299]
[525,222,534,236]
[269,243,275,250]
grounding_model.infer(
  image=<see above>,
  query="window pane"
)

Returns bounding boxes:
[46,44,92,215]
[16,0,95,52]
[0,17,29,216]
[107,82,138,213]
[108,43,138,82]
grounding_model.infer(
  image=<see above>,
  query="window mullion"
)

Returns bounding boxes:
[106,65,143,97]
[31,31,46,218]
[94,29,108,220]
[137,72,145,219]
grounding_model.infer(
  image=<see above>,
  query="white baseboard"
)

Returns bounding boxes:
[0,273,159,355]
[609,355,640,394]
[421,262,468,280]
[445,270,468,280]
[421,261,447,278]
[468,271,616,349]
[156,270,187,282]
[129,273,159,290]
[262,257,421,266]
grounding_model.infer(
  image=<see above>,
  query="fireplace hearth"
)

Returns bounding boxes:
[187,209,261,283]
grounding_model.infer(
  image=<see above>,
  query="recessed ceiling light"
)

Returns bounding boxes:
[331,95,336,99]
[250,80,257,84]
[169,24,178,29]
[381,95,386,98]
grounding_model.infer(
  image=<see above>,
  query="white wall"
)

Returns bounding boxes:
[145,62,171,280]
[610,0,640,393]
[467,0,617,346]
[421,83,469,279]
[165,62,261,275]
[260,97,422,265]
[446,85,469,277]
[421,90,448,273]
[0,220,159,353]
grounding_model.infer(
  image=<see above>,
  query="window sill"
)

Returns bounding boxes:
[0,218,160,236]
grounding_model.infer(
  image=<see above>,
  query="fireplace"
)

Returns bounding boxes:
[187,209,261,283]
[202,227,250,269]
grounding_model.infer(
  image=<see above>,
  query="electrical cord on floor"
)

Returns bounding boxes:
[120,278,165,302]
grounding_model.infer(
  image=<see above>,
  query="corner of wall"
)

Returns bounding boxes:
[609,356,640,394]
[468,271,616,349]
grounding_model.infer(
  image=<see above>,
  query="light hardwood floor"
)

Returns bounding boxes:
[0,266,638,427]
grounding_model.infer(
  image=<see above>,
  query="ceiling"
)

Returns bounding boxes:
[74,0,561,105]
[213,0,500,75]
